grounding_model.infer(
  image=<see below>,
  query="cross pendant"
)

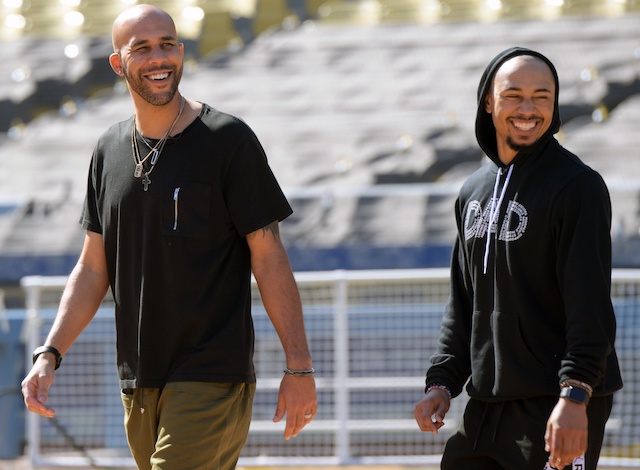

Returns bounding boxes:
[142,174,151,191]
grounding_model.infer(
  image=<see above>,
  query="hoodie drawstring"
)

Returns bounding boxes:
[472,401,506,450]
[472,402,489,450]
[483,165,514,274]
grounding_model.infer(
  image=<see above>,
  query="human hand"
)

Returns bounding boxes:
[544,398,588,469]
[273,373,317,440]
[414,388,450,435]
[21,357,56,419]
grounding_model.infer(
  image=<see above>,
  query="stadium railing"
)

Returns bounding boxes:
[19,269,640,468]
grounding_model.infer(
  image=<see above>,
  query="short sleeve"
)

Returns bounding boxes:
[79,152,103,234]
[223,125,292,237]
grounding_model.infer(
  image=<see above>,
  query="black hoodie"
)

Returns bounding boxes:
[426,47,623,401]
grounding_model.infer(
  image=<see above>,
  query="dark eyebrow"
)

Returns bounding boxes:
[503,86,553,94]
[130,35,176,48]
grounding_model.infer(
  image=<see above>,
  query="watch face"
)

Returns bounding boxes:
[561,386,589,404]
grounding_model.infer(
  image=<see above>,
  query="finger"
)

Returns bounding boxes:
[24,395,55,418]
[565,437,586,464]
[308,401,318,419]
[280,399,304,440]
[433,401,449,427]
[22,378,55,418]
[550,433,584,468]
[284,409,305,440]
[546,429,559,464]
[544,429,551,452]
[272,397,285,423]
[414,405,438,433]
[548,437,566,470]
[433,413,445,427]
[23,385,54,417]
[290,400,317,438]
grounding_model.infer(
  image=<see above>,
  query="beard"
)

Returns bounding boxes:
[506,135,536,153]
[123,62,183,106]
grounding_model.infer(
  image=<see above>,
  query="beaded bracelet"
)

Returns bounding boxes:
[560,379,593,396]
[427,383,452,399]
[284,367,316,377]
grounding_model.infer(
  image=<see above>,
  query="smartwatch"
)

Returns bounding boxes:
[560,385,590,406]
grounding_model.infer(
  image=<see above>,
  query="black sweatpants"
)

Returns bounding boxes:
[441,395,613,470]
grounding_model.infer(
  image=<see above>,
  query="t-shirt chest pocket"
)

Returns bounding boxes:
[162,182,211,238]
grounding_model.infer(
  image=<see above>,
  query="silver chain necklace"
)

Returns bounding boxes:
[131,96,185,191]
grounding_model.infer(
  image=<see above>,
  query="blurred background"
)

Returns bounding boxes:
[0,0,639,468]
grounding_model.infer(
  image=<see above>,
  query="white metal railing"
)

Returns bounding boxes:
[19,269,640,468]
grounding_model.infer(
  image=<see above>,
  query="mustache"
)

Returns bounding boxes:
[141,66,175,74]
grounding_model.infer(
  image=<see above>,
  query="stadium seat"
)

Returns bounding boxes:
[316,0,383,24]
[379,0,441,23]
[625,0,640,11]
[253,0,297,35]
[499,0,546,20]
[198,11,244,57]
[436,0,484,21]
[305,0,334,17]
[78,0,122,38]
[22,0,66,38]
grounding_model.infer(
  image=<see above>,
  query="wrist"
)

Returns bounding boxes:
[283,367,315,377]
[32,345,63,370]
[427,383,451,400]
[560,379,593,395]
[559,379,592,406]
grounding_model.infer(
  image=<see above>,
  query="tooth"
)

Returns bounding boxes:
[515,121,534,130]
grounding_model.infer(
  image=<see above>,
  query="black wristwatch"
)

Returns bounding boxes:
[560,385,590,406]
[32,346,63,370]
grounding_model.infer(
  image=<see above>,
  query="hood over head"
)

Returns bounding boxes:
[475,47,561,166]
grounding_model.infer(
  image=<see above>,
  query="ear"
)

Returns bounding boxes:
[109,53,123,76]
[484,92,493,114]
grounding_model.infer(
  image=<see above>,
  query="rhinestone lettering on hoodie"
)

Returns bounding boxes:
[464,198,528,243]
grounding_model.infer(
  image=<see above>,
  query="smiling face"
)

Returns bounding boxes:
[485,55,556,164]
[109,5,184,107]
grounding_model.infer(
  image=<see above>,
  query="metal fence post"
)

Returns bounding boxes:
[333,270,350,464]
[21,277,43,470]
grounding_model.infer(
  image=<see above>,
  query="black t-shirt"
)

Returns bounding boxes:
[81,104,292,388]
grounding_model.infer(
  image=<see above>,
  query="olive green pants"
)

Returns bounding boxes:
[121,382,255,470]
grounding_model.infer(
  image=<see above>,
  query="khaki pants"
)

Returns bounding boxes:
[121,382,255,470]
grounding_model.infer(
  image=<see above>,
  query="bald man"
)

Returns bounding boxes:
[22,5,317,469]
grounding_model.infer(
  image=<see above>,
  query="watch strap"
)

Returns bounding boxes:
[33,345,62,370]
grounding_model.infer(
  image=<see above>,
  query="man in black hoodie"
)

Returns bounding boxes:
[414,48,622,470]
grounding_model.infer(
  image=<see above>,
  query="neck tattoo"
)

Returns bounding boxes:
[131,96,186,191]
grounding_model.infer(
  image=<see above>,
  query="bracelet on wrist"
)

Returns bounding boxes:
[427,383,451,399]
[560,379,593,396]
[283,367,315,377]
[32,345,63,370]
